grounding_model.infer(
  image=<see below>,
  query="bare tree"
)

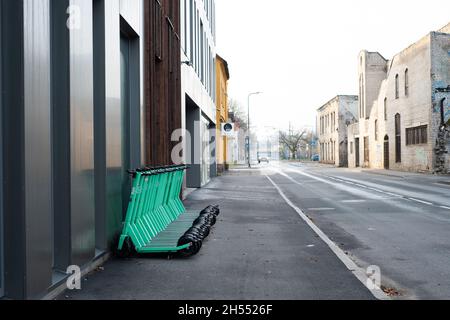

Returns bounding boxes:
[279,129,307,160]
[228,98,248,131]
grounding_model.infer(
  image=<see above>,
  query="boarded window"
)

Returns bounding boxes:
[406,125,427,145]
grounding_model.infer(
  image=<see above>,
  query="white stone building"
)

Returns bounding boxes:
[317,96,358,167]
[348,23,450,173]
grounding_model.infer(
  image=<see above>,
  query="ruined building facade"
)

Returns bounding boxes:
[348,23,450,173]
[317,96,358,167]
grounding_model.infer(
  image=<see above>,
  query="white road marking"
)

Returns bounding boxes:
[266,175,390,300]
[408,198,434,206]
[274,168,385,200]
[321,173,450,210]
[341,200,367,203]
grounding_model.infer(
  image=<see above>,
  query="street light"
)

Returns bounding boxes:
[247,91,263,168]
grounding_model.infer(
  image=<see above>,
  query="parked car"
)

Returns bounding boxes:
[311,154,320,162]
[258,157,270,164]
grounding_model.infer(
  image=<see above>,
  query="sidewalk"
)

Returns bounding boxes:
[361,169,450,182]
[362,169,430,178]
[62,170,374,300]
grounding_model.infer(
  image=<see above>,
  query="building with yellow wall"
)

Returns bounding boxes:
[216,55,230,174]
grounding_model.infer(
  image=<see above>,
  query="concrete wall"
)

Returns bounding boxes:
[347,123,359,168]
[356,51,387,168]
[358,51,387,120]
[384,34,433,172]
[318,98,339,165]
[338,96,358,167]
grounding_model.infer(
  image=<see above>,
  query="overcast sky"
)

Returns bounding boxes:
[215,0,450,133]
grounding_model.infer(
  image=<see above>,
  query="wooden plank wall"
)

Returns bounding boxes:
[144,0,181,166]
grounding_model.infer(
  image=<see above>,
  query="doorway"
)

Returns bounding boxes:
[120,24,141,219]
[355,138,360,167]
[384,135,390,170]
[120,35,131,219]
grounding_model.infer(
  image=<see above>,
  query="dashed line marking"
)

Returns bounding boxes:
[408,198,434,206]
[282,167,450,213]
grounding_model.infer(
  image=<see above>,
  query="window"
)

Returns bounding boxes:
[331,113,333,132]
[406,125,427,145]
[189,0,194,65]
[359,75,364,118]
[384,98,387,121]
[200,22,204,84]
[375,120,378,141]
[395,114,401,163]
[395,74,399,99]
[405,69,409,96]
[321,117,323,135]
[182,0,188,54]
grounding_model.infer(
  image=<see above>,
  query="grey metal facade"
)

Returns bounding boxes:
[0,0,144,299]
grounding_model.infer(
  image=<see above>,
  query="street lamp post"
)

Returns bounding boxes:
[247,92,262,168]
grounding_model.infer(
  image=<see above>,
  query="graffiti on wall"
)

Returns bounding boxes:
[433,81,450,124]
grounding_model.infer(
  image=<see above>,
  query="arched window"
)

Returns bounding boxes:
[359,75,364,118]
[375,120,379,141]
[395,113,401,163]
[405,69,409,96]
[395,74,399,99]
[384,98,388,121]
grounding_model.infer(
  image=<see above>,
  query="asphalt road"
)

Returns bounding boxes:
[270,162,450,299]
[64,167,374,300]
